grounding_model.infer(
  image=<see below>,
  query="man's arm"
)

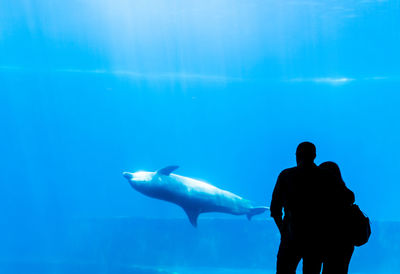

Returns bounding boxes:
[270,172,284,233]
[273,216,283,233]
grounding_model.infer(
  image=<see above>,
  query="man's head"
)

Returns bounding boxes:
[296,142,316,166]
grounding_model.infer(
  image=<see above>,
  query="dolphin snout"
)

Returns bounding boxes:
[123,172,133,180]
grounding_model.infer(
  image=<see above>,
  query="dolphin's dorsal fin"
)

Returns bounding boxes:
[157,165,179,176]
[183,207,200,227]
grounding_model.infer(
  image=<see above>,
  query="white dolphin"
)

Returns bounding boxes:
[123,165,268,227]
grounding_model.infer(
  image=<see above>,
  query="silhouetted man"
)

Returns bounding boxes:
[270,142,328,274]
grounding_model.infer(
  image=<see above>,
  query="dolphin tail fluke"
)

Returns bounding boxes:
[183,207,200,227]
[247,206,269,221]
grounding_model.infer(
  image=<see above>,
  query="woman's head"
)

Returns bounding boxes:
[319,161,343,181]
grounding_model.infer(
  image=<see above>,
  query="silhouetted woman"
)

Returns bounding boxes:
[319,161,355,274]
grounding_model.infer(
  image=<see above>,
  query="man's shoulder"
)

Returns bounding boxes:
[279,166,298,176]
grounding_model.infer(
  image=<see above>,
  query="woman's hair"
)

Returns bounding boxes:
[319,161,344,182]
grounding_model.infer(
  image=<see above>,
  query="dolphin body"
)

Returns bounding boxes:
[123,166,268,227]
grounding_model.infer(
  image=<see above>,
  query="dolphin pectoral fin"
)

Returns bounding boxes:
[183,207,200,227]
[157,165,179,176]
[246,206,269,221]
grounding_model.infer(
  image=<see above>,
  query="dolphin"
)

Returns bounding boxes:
[122,165,268,227]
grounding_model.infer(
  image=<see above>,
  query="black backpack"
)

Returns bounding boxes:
[348,204,371,246]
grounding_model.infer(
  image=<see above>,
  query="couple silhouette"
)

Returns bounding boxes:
[270,142,355,274]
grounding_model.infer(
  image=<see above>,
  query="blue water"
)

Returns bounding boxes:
[1,0,400,273]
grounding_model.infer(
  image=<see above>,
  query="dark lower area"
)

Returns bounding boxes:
[0,218,398,273]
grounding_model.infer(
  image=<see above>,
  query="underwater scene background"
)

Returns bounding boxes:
[1,0,400,273]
